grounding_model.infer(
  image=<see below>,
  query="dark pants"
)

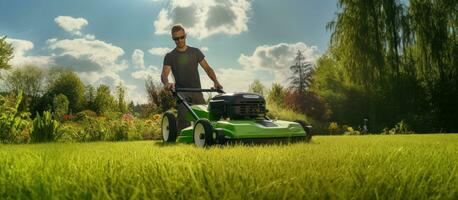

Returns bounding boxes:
[176,92,205,131]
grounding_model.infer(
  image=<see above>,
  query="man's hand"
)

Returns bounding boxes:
[213,81,223,89]
[164,83,175,91]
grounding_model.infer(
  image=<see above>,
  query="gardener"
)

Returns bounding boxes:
[161,24,223,131]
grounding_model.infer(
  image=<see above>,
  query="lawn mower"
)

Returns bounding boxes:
[161,88,312,147]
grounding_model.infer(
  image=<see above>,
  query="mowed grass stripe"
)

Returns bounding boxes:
[0,134,457,199]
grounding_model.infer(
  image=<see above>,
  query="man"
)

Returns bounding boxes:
[161,24,223,131]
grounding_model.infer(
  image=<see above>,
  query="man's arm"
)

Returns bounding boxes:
[161,65,174,90]
[199,58,223,89]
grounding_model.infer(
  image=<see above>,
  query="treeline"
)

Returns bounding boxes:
[1,65,134,118]
[312,0,457,132]
[0,64,166,143]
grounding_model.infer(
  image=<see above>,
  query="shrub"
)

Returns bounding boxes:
[0,92,31,143]
[57,122,83,142]
[63,114,75,121]
[137,117,161,140]
[77,117,107,142]
[111,121,129,141]
[75,110,97,121]
[31,111,60,142]
[344,126,361,135]
[266,83,285,106]
[283,90,331,122]
[381,120,413,135]
[328,122,340,134]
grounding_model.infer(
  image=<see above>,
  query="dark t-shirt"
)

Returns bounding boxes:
[163,46,204,89]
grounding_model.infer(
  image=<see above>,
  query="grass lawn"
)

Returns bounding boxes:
[0,134,457,199]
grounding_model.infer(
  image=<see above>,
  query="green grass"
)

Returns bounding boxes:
[1,134,457,199]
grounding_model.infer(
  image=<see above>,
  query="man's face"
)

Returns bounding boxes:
[172,30,186,48]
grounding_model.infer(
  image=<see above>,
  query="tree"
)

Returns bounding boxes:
[53,94,69,121]
[4,65,45,112]
[5,65,45,98]
[314,0,457,132]
[145,76,175,113]
[289,50,314,93]
[266,83,285,106]
[248,79,265,95]
[115,83,127,113]
[94,84,115,115]
[47,68,85,113]
[0,36,14,72]
[84,84,96,111]
[128,101,135,113]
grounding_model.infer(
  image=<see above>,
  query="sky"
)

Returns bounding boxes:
[0,0,337,104]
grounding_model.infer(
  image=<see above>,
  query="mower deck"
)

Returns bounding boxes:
[177,119,307,144]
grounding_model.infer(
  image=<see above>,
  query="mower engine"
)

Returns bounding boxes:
[208,93,266,120]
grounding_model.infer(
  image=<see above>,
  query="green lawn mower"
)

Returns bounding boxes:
[161,88,312,147]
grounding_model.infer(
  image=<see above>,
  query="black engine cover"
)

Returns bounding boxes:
[209,92,266,120]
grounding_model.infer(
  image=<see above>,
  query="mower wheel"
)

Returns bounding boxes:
[295,120,312,142]
[162,112,177,143]
[193,119,215,147]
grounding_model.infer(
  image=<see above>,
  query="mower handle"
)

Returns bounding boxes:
[172,88,225,94]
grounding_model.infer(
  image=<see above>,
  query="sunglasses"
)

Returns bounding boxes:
[172,35,186,41]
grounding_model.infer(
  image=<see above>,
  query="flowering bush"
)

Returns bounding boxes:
[63,114,75,121]
[344,126,361,135]
[328,122,340,134]
[122,113,134,122]
[77,117,108,142]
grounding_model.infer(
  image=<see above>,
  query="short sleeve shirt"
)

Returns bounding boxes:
[163,46,204,89]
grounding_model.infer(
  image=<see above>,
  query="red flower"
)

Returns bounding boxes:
[63,114,75,121]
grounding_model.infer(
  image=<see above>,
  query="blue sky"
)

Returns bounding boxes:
[0,0,337,103]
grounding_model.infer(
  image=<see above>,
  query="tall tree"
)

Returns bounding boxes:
[314,0,457,132]
[53,94,69,121]
[94,84,115,115]
[267,83,285,106]
[5,65,45,98]
[115,82,127,113]
[84,84,96,111]
[47,68,85,113]
[0,36,14,72]
[4,65,45,112]
[248,79,265,95]
[409,0,458,131]
[289,50,314,93]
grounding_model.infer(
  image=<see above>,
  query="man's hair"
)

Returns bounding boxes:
[171,24,185,34]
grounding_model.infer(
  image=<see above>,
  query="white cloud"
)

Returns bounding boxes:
[85,34,95,40]
[131,49,145,69]
[47,38,127,72]
[198,42,320,93]
[238,42,320,84]
[148,47,172,56]
[47,37,131,98]
[4,37,54,68]
[153,0,251,39]
[54,16,88,36]
[122,84,147,104]
[130,66,168,104]
[126,87,148,104]
[201,46,209,52]
[200,66,262,93]
[131,66,161,80]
